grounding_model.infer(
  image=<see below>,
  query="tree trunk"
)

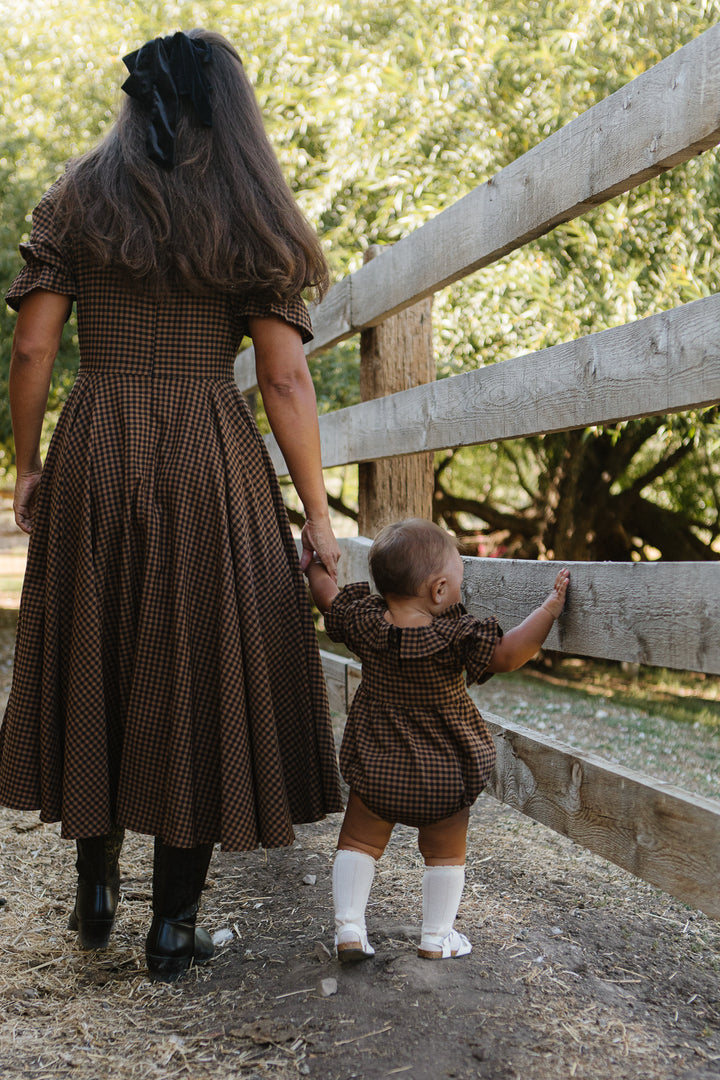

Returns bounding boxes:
[358,247,436,537]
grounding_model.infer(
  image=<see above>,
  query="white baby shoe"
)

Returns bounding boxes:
[417,928,472,960]
[335,922,375,963]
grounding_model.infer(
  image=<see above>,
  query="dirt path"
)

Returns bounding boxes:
[0,492,718,1079]
[1,693,719,1080]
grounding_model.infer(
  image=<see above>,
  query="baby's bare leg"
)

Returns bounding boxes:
[417,806,469,865]
[337,790,394,860]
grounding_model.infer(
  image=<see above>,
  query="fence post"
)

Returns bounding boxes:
[358,246,436,537]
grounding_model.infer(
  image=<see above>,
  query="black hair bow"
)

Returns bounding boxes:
[122,31,213,169]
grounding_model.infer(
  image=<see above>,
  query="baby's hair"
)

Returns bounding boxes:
[369,518,459,598]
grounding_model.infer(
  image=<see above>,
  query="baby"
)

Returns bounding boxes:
[305,518,568,961]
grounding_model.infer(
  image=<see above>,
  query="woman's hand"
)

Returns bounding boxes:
[13,469,43,534]
[300,515,341,581]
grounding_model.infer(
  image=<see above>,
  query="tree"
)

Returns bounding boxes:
[434,413,720,561]
[1,0,719,559]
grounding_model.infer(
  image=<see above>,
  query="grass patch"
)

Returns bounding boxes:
[525,657,720,732]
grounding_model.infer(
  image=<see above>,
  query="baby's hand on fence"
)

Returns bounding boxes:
[542,568,569,620]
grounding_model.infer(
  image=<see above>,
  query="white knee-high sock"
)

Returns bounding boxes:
[421,864,466,946]
[333,849,376,933]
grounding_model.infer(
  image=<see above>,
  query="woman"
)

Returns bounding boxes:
[0,29,343,981]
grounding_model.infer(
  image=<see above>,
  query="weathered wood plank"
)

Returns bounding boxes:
[336,536,373,586]
[320,648,361,709]
[462,558,720,676]
[309,277,354,353]
[321,651,349,715]
[318,648,720,918]
[484,713,720,920]
[334,537,720,675]
[265,291,720,472]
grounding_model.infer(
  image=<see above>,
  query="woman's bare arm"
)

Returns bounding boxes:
[250,315,340,579]
[9,289,72,532]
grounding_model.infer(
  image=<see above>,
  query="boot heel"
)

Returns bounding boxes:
[70,829,124,950]
[69,883,119,950]
[145,915,214,982]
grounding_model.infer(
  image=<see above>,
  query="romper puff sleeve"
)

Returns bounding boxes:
[237,293,314,343]
[324,582,379,655]
[5,186,76,312]
[460,616,503,686]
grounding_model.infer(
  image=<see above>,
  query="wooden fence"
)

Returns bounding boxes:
[237,25,720,919]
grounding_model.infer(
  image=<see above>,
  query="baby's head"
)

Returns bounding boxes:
[369,518,461,601]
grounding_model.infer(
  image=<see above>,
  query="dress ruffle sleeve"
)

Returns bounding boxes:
[238,293,314,343]
[5,187,76,312]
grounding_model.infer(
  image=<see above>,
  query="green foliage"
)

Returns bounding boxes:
[1,0,719,553]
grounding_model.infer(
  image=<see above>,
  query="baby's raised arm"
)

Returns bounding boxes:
[487,568,569,673]
[305,555,340,614]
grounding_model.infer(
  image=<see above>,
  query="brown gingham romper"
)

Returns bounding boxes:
[0,187,343,850]
[325,582,501,827]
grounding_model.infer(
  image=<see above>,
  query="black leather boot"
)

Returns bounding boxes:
[68,825,125,949]
[145,839,215,982]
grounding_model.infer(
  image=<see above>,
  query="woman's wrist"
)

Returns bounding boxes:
[303,507,331,524]
[16,461,42,480]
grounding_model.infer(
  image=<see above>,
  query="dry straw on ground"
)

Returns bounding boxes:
[1,678,719,1080]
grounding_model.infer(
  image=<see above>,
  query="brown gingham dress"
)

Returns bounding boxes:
[324,582,501,827]
[0,187,343,850]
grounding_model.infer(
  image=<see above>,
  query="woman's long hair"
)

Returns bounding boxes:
[53,29,329,301]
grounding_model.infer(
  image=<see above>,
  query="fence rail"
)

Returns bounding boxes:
[338,538,720,676]
[264,292,720,476]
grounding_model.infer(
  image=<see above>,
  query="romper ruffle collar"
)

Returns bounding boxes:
[330,581,482,660]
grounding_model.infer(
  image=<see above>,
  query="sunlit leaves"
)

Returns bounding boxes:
[1,0,719,550]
